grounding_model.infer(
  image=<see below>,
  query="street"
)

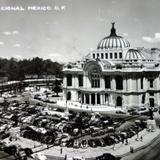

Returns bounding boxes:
[122,134,160,160]
[123,113,160,160]
[0,151,14,160]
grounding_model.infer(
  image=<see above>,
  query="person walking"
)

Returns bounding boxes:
[130,146,134,153]
[125,139,128,145]
[60,147,63,154]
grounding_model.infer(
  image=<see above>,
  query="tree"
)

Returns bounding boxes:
[53,79,62,96]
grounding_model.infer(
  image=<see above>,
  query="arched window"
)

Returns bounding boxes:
[104,76,110,88]
[67,74,72,86]
[105,53,108,59]
[119,52,122,58]
[101,53,104,59]
[86,93,89,104]
[91,69,100,88]
[67,92,71,100]
[116,96,122,106]
[149,98,154,107]
[105,93,109,104]
[78,91,81,100]
[115,76,123,90]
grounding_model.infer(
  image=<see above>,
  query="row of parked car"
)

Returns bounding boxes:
[0,97,147,151]
[128,107,158,116]
[20,125,57,145]
[34,93,56,103]
[0,141,33,160]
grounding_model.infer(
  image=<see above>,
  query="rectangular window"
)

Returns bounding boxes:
[97,94,100,104]
[78,75,83,87]
[149,92,154,96]
[114,52,117,59]
[105,76,110,89]
[91,74,100,88]
[110,53,113,59]
[93,53,95,59]
[97,53,99,58]
[67,74,72,86]
[141,78,143,89]
[150,79,154,88]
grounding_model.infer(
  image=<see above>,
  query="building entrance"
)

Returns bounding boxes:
[116,96,122,107]
[149,98,154,107]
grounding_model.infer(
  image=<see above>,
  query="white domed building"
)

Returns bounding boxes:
[61,23,160,110]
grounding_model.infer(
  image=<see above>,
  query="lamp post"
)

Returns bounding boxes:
[65,87,69,116]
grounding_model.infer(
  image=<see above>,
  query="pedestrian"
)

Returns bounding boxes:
[125,139,128,145]
[60,147,63,154]
[64,154,67,160]
[140,136,143,141]
[113,143,115,150]
[130,146,134,153]
[122,138,124,144]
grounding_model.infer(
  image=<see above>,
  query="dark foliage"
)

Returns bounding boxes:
[0,57,63,80]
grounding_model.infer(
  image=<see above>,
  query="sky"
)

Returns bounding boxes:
[0,0,160,62]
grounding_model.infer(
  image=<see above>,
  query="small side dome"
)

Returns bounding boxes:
[125,49,145,60]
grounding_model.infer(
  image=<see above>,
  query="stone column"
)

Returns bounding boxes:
[89,93,91,104]
[101,77,105,89]
[95,93,97,105]
[63,75,67,87]
[111,77,116,91]
[126,79,128,91]
[143,77,148,90]
[100,94,103,105]
[123,78,126,91]
[83,72,87,88]
[84,94,86,104]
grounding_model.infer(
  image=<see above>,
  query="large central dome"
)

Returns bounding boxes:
[97,23,130,50]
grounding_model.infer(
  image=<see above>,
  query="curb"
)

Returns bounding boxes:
[43,132,160,160]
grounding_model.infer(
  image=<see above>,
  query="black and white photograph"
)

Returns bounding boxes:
[0,0,159,160]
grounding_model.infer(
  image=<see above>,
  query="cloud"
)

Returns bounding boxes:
[111,0,116,4]
[15,55,22,59]
[48,53,68,62]
[13,43,21,47]
[0,41,4,45]
[2,31,12,35]
[2,30,19,36]
[46,37,52,41]
[142,33,160,43]
[134,18,140,23]
[26,46,31,49]
[123,33,128,37]
[12,30,19,35]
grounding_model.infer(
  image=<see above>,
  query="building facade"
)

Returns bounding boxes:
[62,23,160,109]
